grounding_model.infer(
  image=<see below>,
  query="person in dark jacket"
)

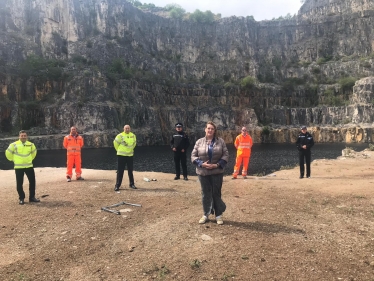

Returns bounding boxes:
[170,122,190,180]
[296,126,314,179]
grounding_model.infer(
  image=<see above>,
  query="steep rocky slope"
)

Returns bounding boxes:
[0,0,374,148]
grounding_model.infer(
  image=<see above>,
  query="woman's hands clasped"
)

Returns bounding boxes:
[202,161,219,169]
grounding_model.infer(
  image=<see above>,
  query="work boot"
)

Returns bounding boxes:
[129,184,137,189]
[29,197,40,203]
[19,200,24,205]
[77,177,84,180]
[174,176,180,180]
[114,185,119,192]
[183,177,188,181]
[67,176,71,182]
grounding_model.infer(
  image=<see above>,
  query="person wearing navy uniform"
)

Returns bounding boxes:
[170,123,190,180]
[296,126,314,179]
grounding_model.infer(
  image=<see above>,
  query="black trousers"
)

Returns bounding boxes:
[174,151,188,177]
[15,167,36,200]
[299,150,311,177]
[116,156,134,187]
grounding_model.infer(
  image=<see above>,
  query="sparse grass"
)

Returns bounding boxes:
[142,263,170,278]
[321,198,330,205]
[368,143,374,151]
[346,206,355,215]
[352,195,366,199]
[10,273,29,281]
[346,146,353,151]
[190,259,201,269]
[221,271,236,281]
[280,164,296,170]
[158,265,170,278]
[310,198,317,204]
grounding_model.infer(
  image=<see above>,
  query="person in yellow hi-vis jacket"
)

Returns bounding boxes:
[5,130,40,205]
[232,126,253,179]
[113,125,137,191]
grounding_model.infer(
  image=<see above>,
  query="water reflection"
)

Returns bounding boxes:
[0,143,368,176]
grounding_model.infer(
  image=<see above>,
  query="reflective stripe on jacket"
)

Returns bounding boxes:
[5,140,37,169]
[234,134,253,157]
[63,134,84,155]
[113,132,136,157]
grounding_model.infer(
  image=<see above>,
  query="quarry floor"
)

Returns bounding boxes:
[1,150,374,281]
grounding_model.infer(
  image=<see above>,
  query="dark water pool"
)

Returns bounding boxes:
[1,143,368,176]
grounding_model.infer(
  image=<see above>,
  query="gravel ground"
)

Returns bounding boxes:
[1,150,374,280]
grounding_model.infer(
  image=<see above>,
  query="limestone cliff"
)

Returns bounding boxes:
[0,0,374,149]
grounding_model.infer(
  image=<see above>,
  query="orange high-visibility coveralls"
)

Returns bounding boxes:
[233,134,253,177]
[63,134,84,179]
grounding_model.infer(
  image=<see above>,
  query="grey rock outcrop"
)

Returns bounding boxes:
[0,0,374,149]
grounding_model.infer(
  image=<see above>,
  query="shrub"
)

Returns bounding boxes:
[311,67,320,74]
[272,57,282,70]
[323,88,344,106]
[282,77,306,91]
[19,100,40,110]
[240,76,256,89]
[338,77,357,91]
[71,55,88,64]
[25,26,35,36]
[165,4,185,19]
[300,61,311,67]
[223,74,231,82]
[360,61,371,68]
[189,9,215,23]
[317,56,332,65]
[19,55,66,82]
[224,82,235,89]
[262,126,270,136]
[105,58,133,84]
[139,3,155,9]
[128,0,142,7]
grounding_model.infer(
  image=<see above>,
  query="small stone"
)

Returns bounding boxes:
[201,234,212,241]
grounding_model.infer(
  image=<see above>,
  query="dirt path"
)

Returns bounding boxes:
[1,150,374,280]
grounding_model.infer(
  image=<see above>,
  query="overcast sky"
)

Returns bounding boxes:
[144,0,304,21]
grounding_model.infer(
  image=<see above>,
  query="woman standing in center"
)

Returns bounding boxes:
[191,121,229,225]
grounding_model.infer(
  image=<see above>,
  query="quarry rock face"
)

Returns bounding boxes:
[0,0,374,148]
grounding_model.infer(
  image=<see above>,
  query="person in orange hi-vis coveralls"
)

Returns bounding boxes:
[63,126,84,182]
[232,126,253,179]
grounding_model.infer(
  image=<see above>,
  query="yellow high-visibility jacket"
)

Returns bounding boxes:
[5,140,37,169]
[113,132,136,157]
[234,134,253,157]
